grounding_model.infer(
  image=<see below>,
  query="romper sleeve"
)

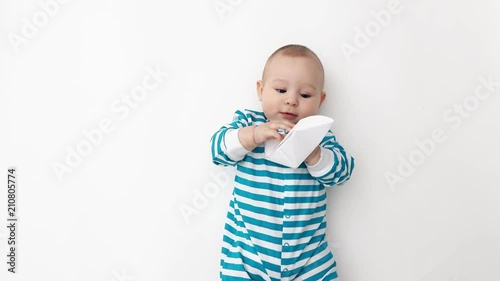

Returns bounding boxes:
[305,130,355,187]
[210,110,253,166]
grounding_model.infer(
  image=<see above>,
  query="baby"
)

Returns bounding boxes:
[211,44,355,281]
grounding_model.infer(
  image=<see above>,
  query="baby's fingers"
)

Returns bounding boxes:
[254,126,283,143]
[279,121,295,133]
[269,121,295,132]
[270,130,285,142]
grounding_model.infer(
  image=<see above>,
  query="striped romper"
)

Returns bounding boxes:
[211,109,355,281]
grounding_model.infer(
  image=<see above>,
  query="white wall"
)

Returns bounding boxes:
[1,0,499,280]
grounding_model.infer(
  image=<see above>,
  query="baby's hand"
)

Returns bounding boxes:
[253,121,295,145]
[305,146,321,166]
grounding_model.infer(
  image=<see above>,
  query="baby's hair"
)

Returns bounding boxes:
[262,44,325,83]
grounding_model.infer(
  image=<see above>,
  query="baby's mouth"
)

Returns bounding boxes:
[280,112,298,120]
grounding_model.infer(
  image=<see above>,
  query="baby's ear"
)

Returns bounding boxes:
[256,80,264,101]
[319,91,327,107]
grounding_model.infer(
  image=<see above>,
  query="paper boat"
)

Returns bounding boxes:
[264,115,334,168]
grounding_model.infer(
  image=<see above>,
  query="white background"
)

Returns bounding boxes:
[1,0,499,280]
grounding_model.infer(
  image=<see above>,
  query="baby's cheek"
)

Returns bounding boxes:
[304,105,320,115]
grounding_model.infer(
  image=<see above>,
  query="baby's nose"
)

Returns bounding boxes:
[285,96,298,106]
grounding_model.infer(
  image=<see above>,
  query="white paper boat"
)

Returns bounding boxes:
[264,115,334,168]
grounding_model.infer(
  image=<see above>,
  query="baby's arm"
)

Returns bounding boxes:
[304,146,322,166]
[211,110,294,166]
[210,110,249,166]
[238,121,294,151]
[305,131,355,187]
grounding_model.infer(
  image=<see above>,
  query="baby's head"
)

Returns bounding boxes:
[257,44,326,124]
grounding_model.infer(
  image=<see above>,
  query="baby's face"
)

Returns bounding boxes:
[257,54,326,124]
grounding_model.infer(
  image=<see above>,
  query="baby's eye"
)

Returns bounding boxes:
[276,89,287,94]
[300,93,311,98]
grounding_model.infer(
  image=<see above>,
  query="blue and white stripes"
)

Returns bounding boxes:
[211,109,355,281]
